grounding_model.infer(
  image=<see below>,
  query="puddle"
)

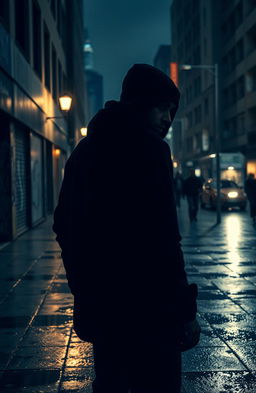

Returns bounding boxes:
[32,314,72,327]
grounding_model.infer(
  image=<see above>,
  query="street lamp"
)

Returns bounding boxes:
[180,63,221,224]
[46,94,72,120]
[80,127,88,137]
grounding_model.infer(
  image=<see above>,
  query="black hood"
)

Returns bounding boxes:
[88,65,180,140]
[120,63,180,127]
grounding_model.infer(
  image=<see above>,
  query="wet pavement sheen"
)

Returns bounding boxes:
[0,202,255,392]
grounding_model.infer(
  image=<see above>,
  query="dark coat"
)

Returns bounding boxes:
[183,176,202,197]
[53,101,194,341]
[245,178,256,201]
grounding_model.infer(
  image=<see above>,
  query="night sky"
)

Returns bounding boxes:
[84,0,172,103]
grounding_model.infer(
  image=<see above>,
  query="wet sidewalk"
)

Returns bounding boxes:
[0,202,255,392]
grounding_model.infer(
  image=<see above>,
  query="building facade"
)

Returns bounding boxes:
[0,0,87,241]
[171,0,256,183]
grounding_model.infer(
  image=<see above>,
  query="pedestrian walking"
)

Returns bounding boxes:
[173,172,184,207]
[53,64,200,393]
[183,169,202,222]
[245,173,256,225]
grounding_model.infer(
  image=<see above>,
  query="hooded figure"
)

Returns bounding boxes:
[53,64,199,393]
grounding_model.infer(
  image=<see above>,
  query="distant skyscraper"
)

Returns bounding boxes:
[83,30,103,120]
[153,45,171,76]
[83,39,94,70]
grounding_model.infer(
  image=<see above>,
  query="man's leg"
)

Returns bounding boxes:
[187,196,193,221]
[92,335,130,393]
[130,336,181,393]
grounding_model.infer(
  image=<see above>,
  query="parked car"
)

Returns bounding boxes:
[200,179,247,210]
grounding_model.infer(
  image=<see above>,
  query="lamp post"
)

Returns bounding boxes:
[180,63,221,224]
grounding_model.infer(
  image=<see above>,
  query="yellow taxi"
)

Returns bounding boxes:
[200,179,247,210]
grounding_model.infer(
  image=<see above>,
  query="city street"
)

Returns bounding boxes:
[0,201,256,392]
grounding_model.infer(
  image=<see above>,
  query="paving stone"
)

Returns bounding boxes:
[32,314,72,327]
[182,347,246,372]
[182,371,256,393]
[21,326,71,347]
[60,367,94,393]
[228,343,256,371]
[197,299,242,313]
[0,369,60,392]
[65,342,94,368]
[7,346,67,369]
[212,321,256,344]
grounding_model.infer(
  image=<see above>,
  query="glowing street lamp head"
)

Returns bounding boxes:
[80,127,88,137]
[59,95,72,111]
[180,65,192,70]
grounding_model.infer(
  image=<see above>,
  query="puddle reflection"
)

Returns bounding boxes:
[224,215,241,264]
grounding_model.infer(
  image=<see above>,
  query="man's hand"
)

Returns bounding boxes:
[180,318,201,352]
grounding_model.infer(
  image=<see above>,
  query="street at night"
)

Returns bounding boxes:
[0,202,256,392]
[0,0,256,392]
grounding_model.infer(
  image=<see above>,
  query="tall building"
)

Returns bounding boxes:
[83,32,103,121]
[0,0,87,241]
[153,45,171,75]
[171,0,256,182]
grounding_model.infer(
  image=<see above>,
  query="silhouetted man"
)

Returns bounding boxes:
[174,172,184,207]
[183,169,202,222]
[245,173,256,225]
[53,64,199,393]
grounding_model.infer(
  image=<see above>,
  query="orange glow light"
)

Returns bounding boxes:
[170,62,179,87]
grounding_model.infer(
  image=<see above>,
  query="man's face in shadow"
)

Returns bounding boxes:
[145,102,176,136]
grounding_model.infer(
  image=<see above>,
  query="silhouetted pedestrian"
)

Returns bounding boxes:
[53,64,200,393]
[245,173,256,225]
[173,172,184,207]
[183,169,202,222]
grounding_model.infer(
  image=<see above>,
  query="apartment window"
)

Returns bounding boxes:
[194,105,202,124]
[193,46,201,64]
[223,120,231,139]
[52,46,57,100]
[178,44,183,61]
[194,76,201,98]
[229,47,236,71]
[224,117,237,138]
[51,0,56,19]
[193,133,201,153]
[237,76,245,100]
[246,66,256,92]
[245,0,255,16]
[230,83,237,104]
[237,113,245,135]
[236,39,244,64]
[186,136,193,153]
[223,88,229,105]
[204,38,207,56]
[58,60,62,96]
[32,0,42,78]
[15,0,30,60]
[187,112,193,128]
[203,8,207,27]
[235,1,243,29]
[246,24,256,56]
[44,24,51,90]
[204,98,209,116]
[222,55,229,75]
[0,0,9,30]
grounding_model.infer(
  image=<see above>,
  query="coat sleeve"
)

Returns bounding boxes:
[137,136,188,289]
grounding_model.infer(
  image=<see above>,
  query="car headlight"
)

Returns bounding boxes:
[228,191,238,198]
